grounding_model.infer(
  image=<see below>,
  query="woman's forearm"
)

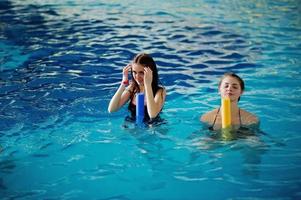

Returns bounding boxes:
[108,84,126,113]
[144,84,161,118]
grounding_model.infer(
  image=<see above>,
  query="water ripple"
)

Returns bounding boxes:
[1,1,301,199]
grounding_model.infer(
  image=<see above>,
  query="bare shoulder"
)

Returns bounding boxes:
[154,87,167,105]
[160,87,167,95]
[200,108,219,123]
[155,87,166,98]
[240,109,259,125]
[161,86,167,92]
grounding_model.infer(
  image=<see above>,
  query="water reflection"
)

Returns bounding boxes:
[0,0,300,199]
[188,127,269,178]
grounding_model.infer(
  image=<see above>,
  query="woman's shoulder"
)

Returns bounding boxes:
[240,109,259,125]
[200,108,219,123]
[155,86,166,96]
[158,85,166,91]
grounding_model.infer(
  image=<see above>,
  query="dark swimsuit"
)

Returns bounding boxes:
[208,107,242,131]
[207,108,259,140]
[128,101,150,122]
[127,98,163,124]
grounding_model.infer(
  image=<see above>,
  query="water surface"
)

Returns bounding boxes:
[1,0,301,199]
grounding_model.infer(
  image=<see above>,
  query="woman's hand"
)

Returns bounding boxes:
[144,67,153,86]
[122,64,132,82]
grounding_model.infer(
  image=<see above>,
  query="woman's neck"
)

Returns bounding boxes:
[139,85,144,93]
[230,101,240,115]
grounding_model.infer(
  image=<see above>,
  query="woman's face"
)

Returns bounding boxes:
[131,63,145,85]
[219,76,243,101]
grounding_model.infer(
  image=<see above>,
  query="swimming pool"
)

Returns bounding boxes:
[1,0,301,199]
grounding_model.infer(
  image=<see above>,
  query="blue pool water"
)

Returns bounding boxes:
[1,0,301,199]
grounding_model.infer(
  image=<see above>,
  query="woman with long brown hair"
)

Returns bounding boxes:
[108,53,166,123]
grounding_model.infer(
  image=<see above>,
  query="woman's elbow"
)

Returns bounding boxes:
[148,110,160,119]
[149,114,158,119]
[108,106,117,113]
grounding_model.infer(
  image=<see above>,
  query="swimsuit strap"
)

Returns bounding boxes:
[209,107,242,130]
[239,108,242,126]
[209,107,220,130]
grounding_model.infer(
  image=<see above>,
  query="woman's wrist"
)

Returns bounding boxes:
[122,79,129,86]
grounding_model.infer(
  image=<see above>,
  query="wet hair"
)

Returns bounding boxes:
[130,53,162,96]
[218,72,245,101]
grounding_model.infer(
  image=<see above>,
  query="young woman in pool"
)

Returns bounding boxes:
[108,53,166,123]
[200,72,259,130]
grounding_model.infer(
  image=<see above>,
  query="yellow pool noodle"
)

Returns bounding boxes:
[221,97,231,129]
